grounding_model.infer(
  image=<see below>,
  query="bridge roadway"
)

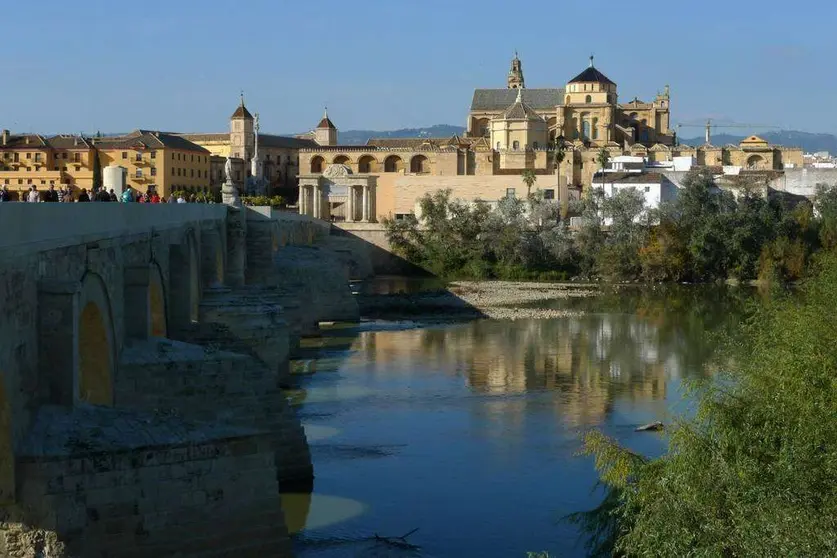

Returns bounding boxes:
[0,202,361,557]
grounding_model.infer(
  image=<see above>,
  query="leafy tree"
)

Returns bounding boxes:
[597,188,648,280]
[92,149,103,192]
[576,254,837,556]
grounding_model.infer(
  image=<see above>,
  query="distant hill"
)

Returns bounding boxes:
[336,125,466,146]
[680,130,837,154]
[333,126,837,155]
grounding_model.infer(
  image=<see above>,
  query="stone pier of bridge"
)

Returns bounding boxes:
[0,202,369,557]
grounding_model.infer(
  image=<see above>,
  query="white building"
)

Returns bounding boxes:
[592,171,679,225]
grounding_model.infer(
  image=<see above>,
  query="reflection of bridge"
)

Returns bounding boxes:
[0,204,361,556]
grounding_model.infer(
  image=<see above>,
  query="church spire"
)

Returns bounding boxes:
[589,55,595,68]
[507,51,525,89]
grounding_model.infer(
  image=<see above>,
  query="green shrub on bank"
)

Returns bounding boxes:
[383,170,837,283]
[573,253,837,556]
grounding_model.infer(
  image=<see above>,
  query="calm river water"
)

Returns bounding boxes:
[284,283,752,558]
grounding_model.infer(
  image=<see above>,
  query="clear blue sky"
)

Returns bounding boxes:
[4,0,837,137]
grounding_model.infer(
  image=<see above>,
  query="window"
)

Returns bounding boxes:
[25,153,31,159]
[496,142,501,150]
[644,186,650,192]
[277,155,282,165]
[177,168,182,176]
[13,153,19,162]
[122,152,127,159]
[178,153,181,161]
[34,153,41,162]
[136,169,142,178]
[582,120,591,139]
[62,153,68,159]
[190,169,194,178]
[544,189,555,200]
[150,150,156,159]
[63,166,67,171]
[512,140,520,150]
[135,153,142,161]
[171,153,175,160]
[150,167,157,176]
[40,180,46,185]
[191,154,194,162]
[74,166,80,172]
[592,118,599,140]
[172,167,176,176]
[585,95,592,104]
[17,179,22,185]
[506,188,516,198]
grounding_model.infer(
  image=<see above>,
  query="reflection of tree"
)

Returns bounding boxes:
[355,287,749,427]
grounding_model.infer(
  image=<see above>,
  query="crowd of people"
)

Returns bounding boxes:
[0,184,217,204]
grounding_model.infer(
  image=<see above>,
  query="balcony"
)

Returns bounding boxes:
[133,158,148,166]
[132,174,149,182]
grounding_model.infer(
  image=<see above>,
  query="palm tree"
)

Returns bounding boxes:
[521,169,537,199]
[596,147,610,190]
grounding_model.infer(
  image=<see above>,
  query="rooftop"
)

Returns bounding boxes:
[569,58,615,86]
[94,130,210,153]
[471,88,564,111]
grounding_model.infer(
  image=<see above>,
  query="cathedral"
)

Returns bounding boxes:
[467,53,674,150]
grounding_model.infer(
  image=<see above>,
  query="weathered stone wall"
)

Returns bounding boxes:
[6,405,291,558]
[117,338,312,486]
[0,204,344,557]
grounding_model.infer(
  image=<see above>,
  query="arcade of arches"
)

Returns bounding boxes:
[150,266,167,338]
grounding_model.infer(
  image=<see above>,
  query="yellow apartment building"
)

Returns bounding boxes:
[0,129,210,199]
[93,130,211,198]
[0,131,95,198]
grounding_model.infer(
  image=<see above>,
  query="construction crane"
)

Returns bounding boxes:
[676,119,780,145]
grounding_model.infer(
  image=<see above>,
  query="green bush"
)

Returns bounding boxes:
[575,254,837,556]
[242,195,285,207]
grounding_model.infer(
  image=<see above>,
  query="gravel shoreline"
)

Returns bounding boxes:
[357,280,598,321]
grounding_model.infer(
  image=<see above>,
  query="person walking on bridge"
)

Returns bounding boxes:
[121,186,135,203]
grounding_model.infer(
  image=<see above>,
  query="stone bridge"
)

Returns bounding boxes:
[0,203,363,557]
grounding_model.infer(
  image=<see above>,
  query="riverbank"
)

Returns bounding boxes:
[357,280,597,321]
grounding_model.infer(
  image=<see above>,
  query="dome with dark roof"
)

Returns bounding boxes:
[569,57,615,86]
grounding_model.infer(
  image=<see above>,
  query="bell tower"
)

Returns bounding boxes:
[229,92,254,160]
[507,51,525,89]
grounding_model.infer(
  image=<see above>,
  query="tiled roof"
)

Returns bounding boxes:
[176,133,229,143]
[0,134,94,150]
[95,130,210,153]
[260,134,319,149]
[471,88,564,111]
[502,89,545,121]
[317,116,336,130]
[0,134,48,149]
[231,104,253,119]
[46,135,92,149]
[569,66,615,86]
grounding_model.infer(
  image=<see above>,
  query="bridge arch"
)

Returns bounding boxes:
[168,229,201,330]
[77,271,115,406]
[149,261,167,338]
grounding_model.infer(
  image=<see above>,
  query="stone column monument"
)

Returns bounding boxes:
[222,156,241,207]
[222,155,247,286]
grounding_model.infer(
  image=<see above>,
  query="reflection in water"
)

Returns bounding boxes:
[291,286,751,557]
[281,493,367,534]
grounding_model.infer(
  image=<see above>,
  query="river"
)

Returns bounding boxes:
[283,283,752,557]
